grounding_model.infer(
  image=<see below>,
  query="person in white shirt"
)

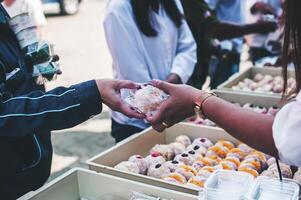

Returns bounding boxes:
[2,0,47,37]
[147,0,301,167]
[104,0,196,142]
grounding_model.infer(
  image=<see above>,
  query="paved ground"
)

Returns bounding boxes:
[43,0,115,181]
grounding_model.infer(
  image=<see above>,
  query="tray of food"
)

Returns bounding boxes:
[86,123,289,195]
[187,90,281,127]
[217,67,295,98]
[19,168,197,200]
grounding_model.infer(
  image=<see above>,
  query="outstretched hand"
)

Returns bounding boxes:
[96,79,145,119]
[147,80,202,132]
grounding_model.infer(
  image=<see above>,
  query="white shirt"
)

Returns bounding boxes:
[273,92,301,166]
[3,0,47,27]
[205,0,245,52]
[104,0,196,129]
[245,0,282,48]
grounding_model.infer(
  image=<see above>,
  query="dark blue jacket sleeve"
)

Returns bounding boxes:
[0,80,102,137]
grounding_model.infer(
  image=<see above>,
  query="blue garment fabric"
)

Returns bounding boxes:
[0,11,102,199]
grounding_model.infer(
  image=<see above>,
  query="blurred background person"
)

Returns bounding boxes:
[2,0,47,38]
[181,0,277,89]
[245,0,283,65]
[104,0,196,143]
[205,0,245,88]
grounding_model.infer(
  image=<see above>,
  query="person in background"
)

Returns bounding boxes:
[104,0,196,143]
[205,0,245,88]
[147,0,301,167]
[180,0,277,89]
[245,0,283,64]
[2,0,47,37]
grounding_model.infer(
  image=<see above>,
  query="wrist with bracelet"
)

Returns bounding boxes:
[194,91,217,119]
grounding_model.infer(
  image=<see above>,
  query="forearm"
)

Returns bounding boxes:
[202,96,277,157]
[0,80,102,137]
[210,22,270,41]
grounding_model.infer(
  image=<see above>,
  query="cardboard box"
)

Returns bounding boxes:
[19,168,197,200]
[87,123,239,195]
[217,67,295,98]
[214,90,281,108]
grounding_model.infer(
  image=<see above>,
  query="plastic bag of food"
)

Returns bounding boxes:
[124,84,169,116]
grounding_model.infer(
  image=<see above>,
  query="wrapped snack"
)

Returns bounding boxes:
[225,156,241,167]
[163,173,187,184]
[186,150,202,161]
[163,160,184,172]
[186,144,207,156]
[174,153,194,166]
[238,166,259,177]
[175,165,197,180]
[206,146,229,159]
[192,138,213,149]
[168,142,186,156]
[147,163,171,179]
[114,161,139,174]
[150,144,175,161]
[196,157,219,167]
[241,158,261,172]
[237,143,253,155]
[124,85,168,115]
[219,160,237,171]
[192,160,206,171]
[187,176,207,189]
[215,140,235,150]
[145,153,166,168]
[128,155,148,175]
[246,151,267,168]
[175,135,191,148]
[198,169,212,179]
[268,163,293,178]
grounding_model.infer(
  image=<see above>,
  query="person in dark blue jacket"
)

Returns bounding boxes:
[0,2,144,199]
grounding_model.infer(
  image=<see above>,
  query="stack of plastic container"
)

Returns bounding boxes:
[203,170,254,200]
[201,170,300,200]
[246,177,299,200]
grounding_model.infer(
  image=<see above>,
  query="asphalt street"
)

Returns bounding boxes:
[43,0,116,180]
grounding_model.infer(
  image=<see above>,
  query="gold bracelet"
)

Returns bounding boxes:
[194,91,216,119]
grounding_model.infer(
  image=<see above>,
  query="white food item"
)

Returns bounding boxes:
[175,135,191,148]
[114,161,139,174]
[128,155,148,175]
[125,85,168,115]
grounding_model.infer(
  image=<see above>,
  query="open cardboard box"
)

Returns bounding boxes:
[20,168,197,200]
[87,123,240,195]
[217,67,295,98]
[186,90,281,128]
[214,90,281,107]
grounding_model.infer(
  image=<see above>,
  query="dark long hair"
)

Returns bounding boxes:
[282,0,301,96]
[130,0,183,37]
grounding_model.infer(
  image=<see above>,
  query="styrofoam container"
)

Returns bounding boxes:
[245,177,300,200]
[217,67,295,98]
[87,123,240,195]
[19,168,197,200]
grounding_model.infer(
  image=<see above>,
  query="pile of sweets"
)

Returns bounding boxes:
[125,85,169,115]
[187,103,279,127]
[115,136,272,190]
[231,73,296,94]
[260,157,293,179]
